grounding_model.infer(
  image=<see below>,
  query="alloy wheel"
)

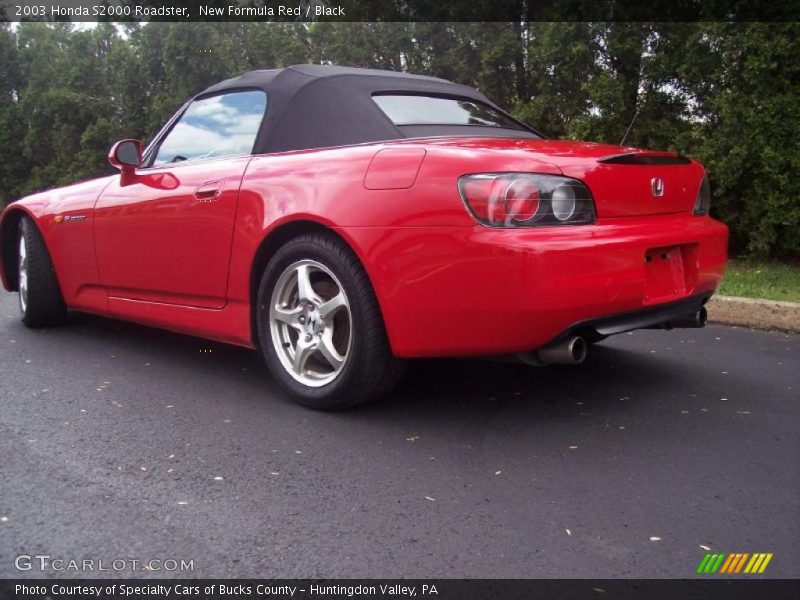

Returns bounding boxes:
[269,259,352,387]
[18,234,28,314]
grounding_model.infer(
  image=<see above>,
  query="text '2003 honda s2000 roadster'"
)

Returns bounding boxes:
[0,64,728,409]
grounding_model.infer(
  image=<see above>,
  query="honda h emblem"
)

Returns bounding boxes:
[651,177,665,197]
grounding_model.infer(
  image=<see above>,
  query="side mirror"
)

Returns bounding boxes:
[108,139,142,186]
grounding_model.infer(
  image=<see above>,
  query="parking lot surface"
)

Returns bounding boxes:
[0,292,797,578]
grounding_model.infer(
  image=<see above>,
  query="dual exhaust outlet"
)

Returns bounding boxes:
[518,307,708,366]
[655,306,708,330]
[517,335,588,366]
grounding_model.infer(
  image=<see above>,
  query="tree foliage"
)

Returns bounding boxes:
[0,21,796,258]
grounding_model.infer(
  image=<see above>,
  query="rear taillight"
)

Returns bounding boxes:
[693,175,711,216]
[458,173,595,227]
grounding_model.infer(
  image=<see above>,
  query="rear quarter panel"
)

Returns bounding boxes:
[231,142,563,353]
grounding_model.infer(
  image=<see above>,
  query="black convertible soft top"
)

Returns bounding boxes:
[195,64,538,154]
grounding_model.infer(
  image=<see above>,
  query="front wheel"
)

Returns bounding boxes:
[17,217,68,328]
[256,233,405,410]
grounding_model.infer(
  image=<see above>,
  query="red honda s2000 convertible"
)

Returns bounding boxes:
[0,65,728,409]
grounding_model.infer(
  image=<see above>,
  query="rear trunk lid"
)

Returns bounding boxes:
[519,140,705,218]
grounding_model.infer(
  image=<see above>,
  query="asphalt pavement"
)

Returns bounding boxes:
[0,291,797,579]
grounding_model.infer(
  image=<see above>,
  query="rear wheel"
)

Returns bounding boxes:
[256,233,404,410]
[18,217,68,328]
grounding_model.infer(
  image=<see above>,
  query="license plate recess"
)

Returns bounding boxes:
[644,245,697,304]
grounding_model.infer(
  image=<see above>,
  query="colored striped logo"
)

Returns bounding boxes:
[696,552,773,574]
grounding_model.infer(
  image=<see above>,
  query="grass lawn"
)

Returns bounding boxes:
[718,259,800,303]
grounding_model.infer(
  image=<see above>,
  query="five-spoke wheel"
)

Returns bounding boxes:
[269,260,352,387]
[257,233,404,409]
[18,233,28,314]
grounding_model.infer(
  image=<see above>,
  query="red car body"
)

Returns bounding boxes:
[0,135,727,354]
[0,65,727,379]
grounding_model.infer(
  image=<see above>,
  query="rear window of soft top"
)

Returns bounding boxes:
[372,94,526,130]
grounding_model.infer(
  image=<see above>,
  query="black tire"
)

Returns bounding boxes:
[17,217,68,328]
[256,233,405,410]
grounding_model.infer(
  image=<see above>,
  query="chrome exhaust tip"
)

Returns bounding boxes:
[534,336,588,365]
[667,306,708,329]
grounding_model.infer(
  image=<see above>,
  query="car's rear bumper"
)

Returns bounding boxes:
[342,214,729,357]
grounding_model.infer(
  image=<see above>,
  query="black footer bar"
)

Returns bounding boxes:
[2,579,799,600]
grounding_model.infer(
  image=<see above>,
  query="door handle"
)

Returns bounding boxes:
[193,181,223,202]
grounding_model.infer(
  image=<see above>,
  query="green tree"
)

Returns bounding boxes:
[0,24,26,203]
[685,24,800,258]
[514,22,597,137]
[244,23,311,69]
